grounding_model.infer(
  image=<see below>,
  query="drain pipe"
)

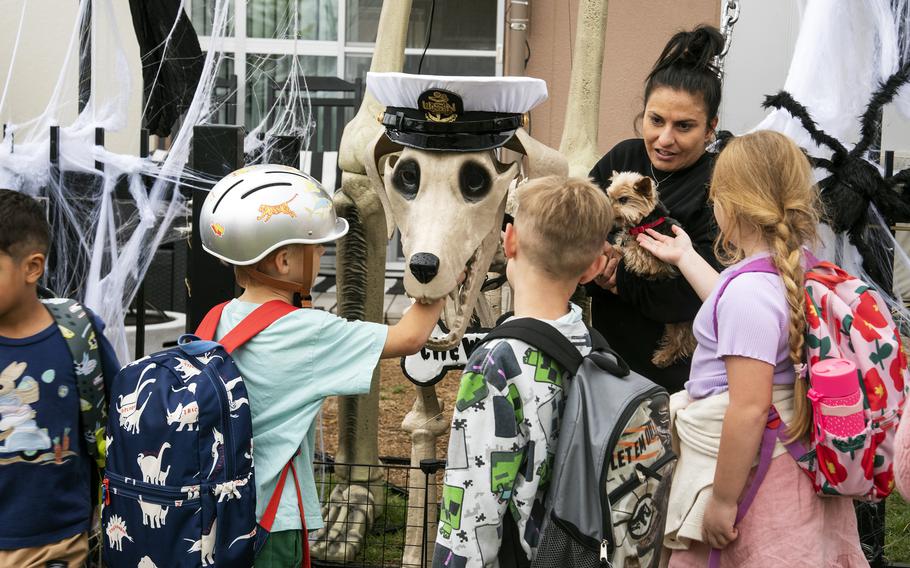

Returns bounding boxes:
[505,0,530,77]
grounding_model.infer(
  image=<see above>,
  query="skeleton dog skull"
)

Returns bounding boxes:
[363,73,567,348]
[366,128,567,350]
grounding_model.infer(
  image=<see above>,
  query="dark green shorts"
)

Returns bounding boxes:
[255,529,303,567]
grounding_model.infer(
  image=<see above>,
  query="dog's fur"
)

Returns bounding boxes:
[606,171,696,368]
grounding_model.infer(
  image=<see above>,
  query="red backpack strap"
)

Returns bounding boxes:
[195,301,230,341]
[213,300,297,354]
[260,460,293,533]
[289,461,310,568]
[260,456,309,568]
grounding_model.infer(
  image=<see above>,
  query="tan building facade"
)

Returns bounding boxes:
[511,0,720,155]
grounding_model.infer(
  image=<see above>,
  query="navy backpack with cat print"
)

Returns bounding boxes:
[102,300,309,568]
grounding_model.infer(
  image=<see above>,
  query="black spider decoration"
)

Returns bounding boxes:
[755,62,910,290]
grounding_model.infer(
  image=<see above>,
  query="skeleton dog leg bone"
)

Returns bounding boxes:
[401,385,448,567]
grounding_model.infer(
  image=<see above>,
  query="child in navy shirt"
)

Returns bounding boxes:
[0,189,119,567]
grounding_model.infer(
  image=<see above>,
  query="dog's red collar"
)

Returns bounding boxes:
[630,217,666,236]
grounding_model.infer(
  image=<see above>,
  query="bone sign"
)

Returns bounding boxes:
[402,326,491,386]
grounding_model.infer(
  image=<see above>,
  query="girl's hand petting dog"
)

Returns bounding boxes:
[636,225,694,266]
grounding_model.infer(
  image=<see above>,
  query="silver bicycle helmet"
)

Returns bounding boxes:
[200,164,348,266]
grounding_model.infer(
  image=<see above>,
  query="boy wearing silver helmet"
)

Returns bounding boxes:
[199,164,444,565]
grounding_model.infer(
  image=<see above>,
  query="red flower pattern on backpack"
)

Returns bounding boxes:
[816,445,848,484]
[806,292,821,330]
[865,368,888,411]
[891,345,907,393]
[874,467,895,496]
[862,447,876,480]
[857,293,888,328]
[854,315,883,342]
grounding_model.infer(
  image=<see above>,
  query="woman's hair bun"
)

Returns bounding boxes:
[653,25,725,75]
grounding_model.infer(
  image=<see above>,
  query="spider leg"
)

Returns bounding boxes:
[851,61,910,159]
[762,91,848,157]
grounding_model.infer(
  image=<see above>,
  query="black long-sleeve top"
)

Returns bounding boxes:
[587,138,722,392]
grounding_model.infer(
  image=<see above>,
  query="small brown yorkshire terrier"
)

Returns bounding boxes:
[606,170,696,368]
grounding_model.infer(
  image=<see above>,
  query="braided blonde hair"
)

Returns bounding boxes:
[710,130,822,441]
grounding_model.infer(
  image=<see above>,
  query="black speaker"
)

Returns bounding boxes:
[263,134,302,168]
[186,125,245,332]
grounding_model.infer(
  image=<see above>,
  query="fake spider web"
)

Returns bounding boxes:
[750,0,910,328]
[0,0,318,363]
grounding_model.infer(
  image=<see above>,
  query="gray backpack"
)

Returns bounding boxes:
[482,319,676,568]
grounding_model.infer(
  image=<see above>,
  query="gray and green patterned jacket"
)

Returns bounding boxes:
[433,304,591,567]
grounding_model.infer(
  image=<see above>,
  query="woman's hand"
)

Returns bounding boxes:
[593,241,622,294]
[702,495,738,549]
[636,224,693,266]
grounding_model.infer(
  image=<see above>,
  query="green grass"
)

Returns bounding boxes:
[361,491,409,565]
[887,494,910,563]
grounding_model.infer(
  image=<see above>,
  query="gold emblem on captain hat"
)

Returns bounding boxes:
[418,89,463,123]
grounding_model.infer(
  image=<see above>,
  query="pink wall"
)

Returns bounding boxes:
[511,0,720,155]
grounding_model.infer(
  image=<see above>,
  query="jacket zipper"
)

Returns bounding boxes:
[599,386,668,562]
[104,470,201,507]
[205,364,234,481]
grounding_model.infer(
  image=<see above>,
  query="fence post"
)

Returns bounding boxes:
[134,129,149,359]
[419,459,445,568]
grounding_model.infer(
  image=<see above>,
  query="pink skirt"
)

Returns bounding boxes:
[667,453,869,568]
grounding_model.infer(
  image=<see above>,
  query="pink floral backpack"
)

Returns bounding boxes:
[798,259,907,500]
[715,255,907,502]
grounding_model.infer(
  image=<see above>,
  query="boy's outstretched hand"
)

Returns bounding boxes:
[636,225,693,266]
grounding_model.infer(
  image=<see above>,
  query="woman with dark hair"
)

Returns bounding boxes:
[588,25,725,392]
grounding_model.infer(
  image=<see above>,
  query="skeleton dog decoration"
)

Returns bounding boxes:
[362,72,567,565]
[365,72,567,351]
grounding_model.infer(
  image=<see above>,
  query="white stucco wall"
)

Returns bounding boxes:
[0,0,142,155]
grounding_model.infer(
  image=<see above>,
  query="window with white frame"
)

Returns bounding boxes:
[190,0,503,130]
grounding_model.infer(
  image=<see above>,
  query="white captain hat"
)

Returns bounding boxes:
[366,72,548,152]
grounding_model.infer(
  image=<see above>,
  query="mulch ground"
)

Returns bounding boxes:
[318,359,461,461]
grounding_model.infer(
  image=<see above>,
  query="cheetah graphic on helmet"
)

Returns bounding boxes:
[257,194,298,223]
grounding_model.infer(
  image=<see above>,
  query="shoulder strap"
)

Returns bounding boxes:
[711,258,778,336]
[42,298,107,469]
[260,456,309,568]
[195,300,298,354]
[197,300,298,353]
[195,302,230,341]
[481,318,584,374]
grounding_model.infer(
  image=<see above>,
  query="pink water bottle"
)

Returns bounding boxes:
[809,358,865,438]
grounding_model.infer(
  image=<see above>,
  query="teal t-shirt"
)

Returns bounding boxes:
[215,300,387,531]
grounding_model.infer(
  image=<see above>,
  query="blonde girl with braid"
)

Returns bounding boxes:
[638,130,868,567]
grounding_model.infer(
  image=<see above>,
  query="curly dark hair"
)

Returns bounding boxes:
[0,189,50,258]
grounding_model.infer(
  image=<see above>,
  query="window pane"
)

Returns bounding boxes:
[403,54,496,77]
[209,55,238,125]
[190,0,234,36]
[247,0,338,40]
[245,54,337,128]
[346,0,496,50]
[345,54,496,83]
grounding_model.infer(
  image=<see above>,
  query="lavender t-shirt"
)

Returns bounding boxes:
[686,252,795,399]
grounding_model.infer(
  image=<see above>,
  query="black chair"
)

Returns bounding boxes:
[266,76,363,192]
